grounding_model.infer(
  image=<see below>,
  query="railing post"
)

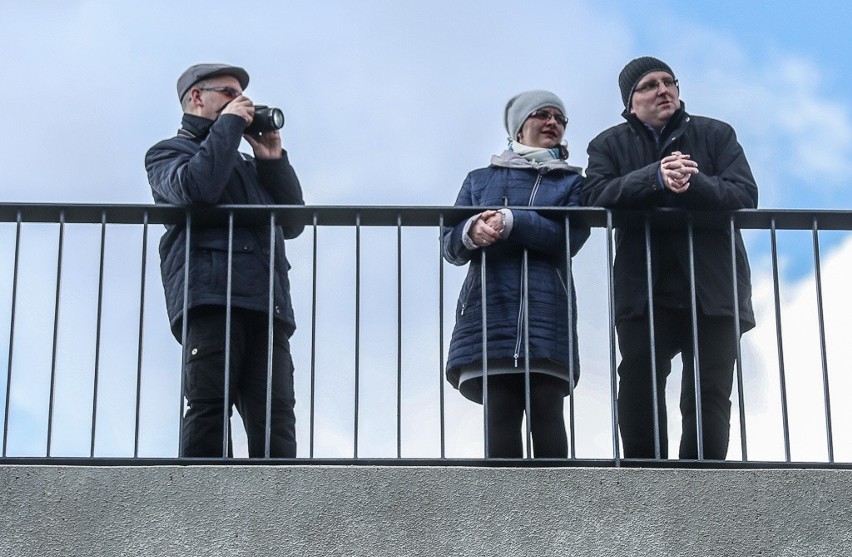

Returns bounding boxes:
[90,210,107,457]
[2,210,22,457]
[564,214,576,460]
[644,216,662,460]
[177,211,192,457]
[770,217,792,462]
[811,217,834,462]
[46,210,66,457]
[133,210,150,458]
[605,211,620,464]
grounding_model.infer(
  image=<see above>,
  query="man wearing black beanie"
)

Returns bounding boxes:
[582,56,758,460]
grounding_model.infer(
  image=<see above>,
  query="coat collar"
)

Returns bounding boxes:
[622,102,689,144]
[178,113,215,139]
[490,150,582,175]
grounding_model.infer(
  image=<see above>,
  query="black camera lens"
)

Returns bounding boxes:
[244,105,285,135]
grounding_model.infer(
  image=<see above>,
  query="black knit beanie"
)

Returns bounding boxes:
[618,56,676,108]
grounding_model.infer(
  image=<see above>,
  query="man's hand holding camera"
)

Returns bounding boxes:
[222,94,255,126]
[244,124,282,160]
[222,95,282,160]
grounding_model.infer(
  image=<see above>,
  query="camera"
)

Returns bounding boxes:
[244,105,285,135]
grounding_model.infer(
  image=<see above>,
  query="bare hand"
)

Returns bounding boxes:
[483,210,504,232]
[244,128,283,160]
[660,151,698,194]
[221,95,255,126]
[468,210,503,248]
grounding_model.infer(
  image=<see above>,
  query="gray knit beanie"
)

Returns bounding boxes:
[618,56,676,108]
[504,90,566,141]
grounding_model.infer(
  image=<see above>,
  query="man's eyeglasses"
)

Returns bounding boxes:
[199,86,242,99]
[633,78,678,95]
[528,110,568,126]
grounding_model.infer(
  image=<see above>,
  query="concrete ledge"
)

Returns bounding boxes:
[2,465,850,556]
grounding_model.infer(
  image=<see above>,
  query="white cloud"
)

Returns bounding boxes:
[741,232,852,462]
[655,32,852,207]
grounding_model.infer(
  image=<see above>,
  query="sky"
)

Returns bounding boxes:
[1,0,851,461]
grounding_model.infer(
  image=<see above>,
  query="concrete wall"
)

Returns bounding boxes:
[2,465,850,556]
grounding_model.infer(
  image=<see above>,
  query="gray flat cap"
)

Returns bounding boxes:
[177,63,250,101]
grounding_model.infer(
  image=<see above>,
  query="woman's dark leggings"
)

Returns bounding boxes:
[485,373,568,458]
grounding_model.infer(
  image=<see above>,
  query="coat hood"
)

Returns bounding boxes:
[490,150,583,175]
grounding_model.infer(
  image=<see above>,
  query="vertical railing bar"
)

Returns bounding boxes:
[309,213,318,458]
[481,251,489,459]
[687,218,705,460]
[729,217,747,462]
[2,211,22,457]
[133,212,149,458]
[396,214,403,459]
[438,215,446,459]
[522,250,532,459]
[811,217,834,462]
[605,212,620,465]
[770,218,792,462]
[264,211,277,459]
[564,214,576,460]
[221,211,235,459]
[177,211,192,456]
[46,211,66,457]
[354,213,361,458]
[644,217,662,460]
[90,211,107,457]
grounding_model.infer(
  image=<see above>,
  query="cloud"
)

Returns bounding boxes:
[740,232,852,462]
[653,30,852,208]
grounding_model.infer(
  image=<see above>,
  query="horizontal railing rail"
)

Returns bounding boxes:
[1,203,850,466]
[3,203,852,229]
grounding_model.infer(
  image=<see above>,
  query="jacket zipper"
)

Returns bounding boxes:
[513,172,542,366]
[513,264,527,367]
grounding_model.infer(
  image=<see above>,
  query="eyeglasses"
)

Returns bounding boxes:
[528,110,568,126]
[633,78,678,95]
[199,86,242,99]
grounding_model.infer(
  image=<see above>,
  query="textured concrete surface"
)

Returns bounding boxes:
[1,465,850,556]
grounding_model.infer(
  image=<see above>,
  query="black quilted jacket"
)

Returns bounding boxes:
[583,106,757,329]
[145,113,304,340]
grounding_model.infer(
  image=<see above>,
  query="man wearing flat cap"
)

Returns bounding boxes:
[583,56,758,460]
[146,63,304,458]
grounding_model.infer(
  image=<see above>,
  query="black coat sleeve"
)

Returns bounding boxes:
[145,114,246,206]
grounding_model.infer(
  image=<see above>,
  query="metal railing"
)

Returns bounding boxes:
[1,203,850,467]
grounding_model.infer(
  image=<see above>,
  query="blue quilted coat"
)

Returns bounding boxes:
[443,151,589,402]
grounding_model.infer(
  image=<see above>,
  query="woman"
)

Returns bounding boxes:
[443,90,589,458]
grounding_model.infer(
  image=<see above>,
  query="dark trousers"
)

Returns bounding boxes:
[616,308,738,459]
[181,306,296,458]
[486,374,568,458]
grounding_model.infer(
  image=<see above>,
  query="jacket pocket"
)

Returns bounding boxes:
[183,336,227,399]
[458,269,482,316]
[193,235,266,297]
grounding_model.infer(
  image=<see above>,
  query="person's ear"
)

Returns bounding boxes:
[190,87,204,107]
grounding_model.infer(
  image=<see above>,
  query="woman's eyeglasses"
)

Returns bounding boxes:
[528,110,568,126]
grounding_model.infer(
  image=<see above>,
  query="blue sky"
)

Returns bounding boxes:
[1,1,850,460]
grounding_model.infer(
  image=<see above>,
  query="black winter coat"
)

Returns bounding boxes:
[145,113,305,340]
[583,106,757,329]
[443,152,590,400]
